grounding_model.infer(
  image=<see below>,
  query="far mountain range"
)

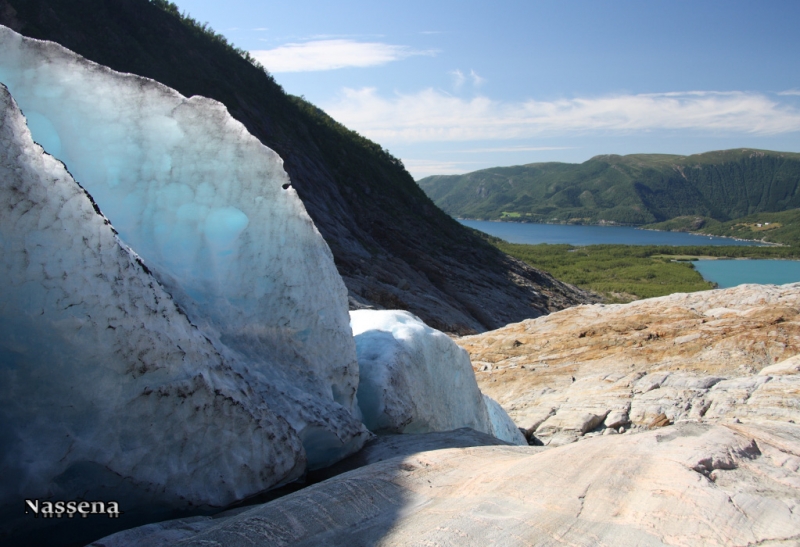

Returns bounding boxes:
[417,149,800,232]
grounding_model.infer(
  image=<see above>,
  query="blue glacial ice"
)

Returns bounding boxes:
[0,84,306,526]
[0,26,370,475]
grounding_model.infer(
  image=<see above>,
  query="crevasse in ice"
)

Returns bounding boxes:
[351,310,526,445]
[0,26,369,473]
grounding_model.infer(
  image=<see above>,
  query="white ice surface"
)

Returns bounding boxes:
[0,85,306,522]
[483,395,527,445]
[0,27,369,470]
[351,310,526,445]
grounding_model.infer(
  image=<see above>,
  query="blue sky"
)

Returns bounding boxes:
[173,0,800,179]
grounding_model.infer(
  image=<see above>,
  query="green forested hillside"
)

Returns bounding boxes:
[418,149,800,226]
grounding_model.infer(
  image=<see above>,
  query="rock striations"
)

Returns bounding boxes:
[1,4,799,546]
[92,421,800,546]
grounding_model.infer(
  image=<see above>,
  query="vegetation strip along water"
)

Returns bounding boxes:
[489,238,800,302]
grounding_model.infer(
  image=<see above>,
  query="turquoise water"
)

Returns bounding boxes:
[459,219,763,247]
[692,260,800,288]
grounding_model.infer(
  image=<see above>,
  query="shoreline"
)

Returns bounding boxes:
[457,217,782,247]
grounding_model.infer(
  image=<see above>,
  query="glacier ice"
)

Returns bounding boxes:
[483,394,527,445]
[0,26,369,472]
[0,84,308,539]
[351,310,526,445]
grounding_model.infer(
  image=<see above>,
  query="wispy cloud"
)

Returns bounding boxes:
[452,146,574,153]
[400,159,484,179]
[449,69,466,89]
[307,33,385,40]
[323,89,800,142]
[778,89,800,96]
[470,69,485,87]
[449,69,485,90]
[250,40,435,72]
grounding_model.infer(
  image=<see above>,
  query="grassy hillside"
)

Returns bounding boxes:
[419,149,800,226]
[645,209,800,247]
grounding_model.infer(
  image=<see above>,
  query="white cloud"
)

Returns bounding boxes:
[323,89,800,143]
[449,69,485,90]
[250,40,434,72]
[400,159,484,179]
[778,89,800,96]
[453,146,574,153]
[449,69,465,89]
[470,69,485,87]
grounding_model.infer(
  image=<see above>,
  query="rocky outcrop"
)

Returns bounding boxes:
[459,283,800,444]
[90,422,800,546]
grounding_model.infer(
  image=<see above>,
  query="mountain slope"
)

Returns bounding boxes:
[0,0,594,334]
[419,149,800,226]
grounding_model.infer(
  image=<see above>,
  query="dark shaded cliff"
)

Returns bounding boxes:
[0,0,594,334]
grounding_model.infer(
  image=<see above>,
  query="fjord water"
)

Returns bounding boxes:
[693,260,800,288]
[459,219,762,246]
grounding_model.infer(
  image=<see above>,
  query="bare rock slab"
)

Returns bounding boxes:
[92,422,800,546]
[460,284,800,443]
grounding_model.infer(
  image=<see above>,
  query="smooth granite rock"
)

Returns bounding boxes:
[90,422,800,546]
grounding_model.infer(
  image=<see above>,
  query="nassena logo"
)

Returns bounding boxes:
[24,499,122,519]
